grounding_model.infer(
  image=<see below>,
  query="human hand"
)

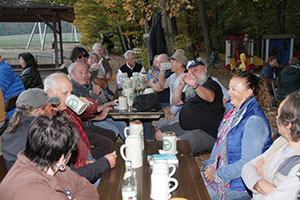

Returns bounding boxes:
[79,97,90,107]
[254,157,265,178]
[93,85,101,95]
[167,113,175,123]
[91,63,100,71]
[203,167,216,182]
[104,151,117,168]
[106,100,116,107]
[254,179,276,195]
[86,160,95,165]
[183,72,197,88]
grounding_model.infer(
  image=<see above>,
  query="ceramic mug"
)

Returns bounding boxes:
[115,95,128,110]
[120,135,143,168]
[150,172,178,200]
[152,160,176,177]
[124,120,144,150]
[65,94,87,115]
[162,131,177,154]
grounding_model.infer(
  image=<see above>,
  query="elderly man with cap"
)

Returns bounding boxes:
[155,59,224,154]
[2,88,60,170]
[154,52,187,127]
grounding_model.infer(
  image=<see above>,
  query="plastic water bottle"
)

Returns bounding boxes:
[122,161,137,200]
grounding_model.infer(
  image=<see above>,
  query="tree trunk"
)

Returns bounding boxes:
[160,0,174,55]
[117,26,128,52]
[198,0,212,57]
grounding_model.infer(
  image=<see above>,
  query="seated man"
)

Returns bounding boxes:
[44,72,117,184]
[242,90,300,199]
[155,59,224,153]
[278,57,300,99]
[68,62,126,140]
[261,56,280,93]
[116,50,146,88]
[153,53,187,128]
[148,54,173,108]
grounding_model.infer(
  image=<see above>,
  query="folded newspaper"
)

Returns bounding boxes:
[147,154,178,165]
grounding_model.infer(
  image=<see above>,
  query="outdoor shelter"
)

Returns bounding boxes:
[0,0,75,67]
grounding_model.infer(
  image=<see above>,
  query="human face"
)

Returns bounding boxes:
[228,77,253,109]
[276,98,291,139]
[269,59,278,67]
[70,63,90,86]
[75,51,88,64]
[126,53,136,67]
[47,77,72,111]
[88,54,98,65]
[170,59,181,72]
[93,46,104,58]
[19,57,26,68]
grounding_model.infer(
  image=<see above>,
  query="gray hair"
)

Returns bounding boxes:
[124,50,136,59]
[92,43,102,50]
[67,62,88,75]
[175,49,185,56]
[44,72,69,92]
[89,52,99,60]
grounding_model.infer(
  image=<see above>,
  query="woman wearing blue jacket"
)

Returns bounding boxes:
[202,72,273,200]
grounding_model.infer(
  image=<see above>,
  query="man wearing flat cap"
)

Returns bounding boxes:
[155,59,224,154]
[155,52,188,126]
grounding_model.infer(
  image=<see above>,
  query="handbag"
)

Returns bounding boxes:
[133,93,161,112]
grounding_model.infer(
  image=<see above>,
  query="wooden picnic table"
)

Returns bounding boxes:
[97,140,210,200]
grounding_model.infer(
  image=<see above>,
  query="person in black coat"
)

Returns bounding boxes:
[18,52,42,89]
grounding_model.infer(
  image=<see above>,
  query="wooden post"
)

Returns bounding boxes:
[52,14,59,68]
[58,20,64,64]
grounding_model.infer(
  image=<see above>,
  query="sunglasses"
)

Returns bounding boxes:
[78,54,89,59]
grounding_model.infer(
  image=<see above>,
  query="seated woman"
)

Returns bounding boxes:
[18,52,43,89]
[202,71,273,199]
[242,90,300,199]
[0,115,99,199]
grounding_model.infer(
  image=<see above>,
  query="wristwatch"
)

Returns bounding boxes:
[192,83,200,90]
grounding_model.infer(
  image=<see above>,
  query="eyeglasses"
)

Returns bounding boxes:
[78,54,89,59]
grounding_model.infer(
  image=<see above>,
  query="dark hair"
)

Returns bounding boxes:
[70,47,89,62]
[236,71,271,108]
[23,114,78,168]
[18,52,37,68]
[278,90,300,142]
[267,56,277,63]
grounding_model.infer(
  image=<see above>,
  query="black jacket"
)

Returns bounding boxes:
[20,66,42,89]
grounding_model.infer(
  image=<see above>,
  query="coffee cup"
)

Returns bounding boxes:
[150,173,178,200]
[122,78,132,90]
[124,120,144,150]
[143,88,154,95]
[65,94,87,115]
[162,131,177,154]
[115,95,127,110]
[120,135,143,168]
[152,160,176,177]
[123,88,134,107]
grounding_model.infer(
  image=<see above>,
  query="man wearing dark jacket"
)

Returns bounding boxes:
[278,57,300,98]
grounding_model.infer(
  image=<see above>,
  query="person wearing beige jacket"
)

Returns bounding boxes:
[242,90,300,200]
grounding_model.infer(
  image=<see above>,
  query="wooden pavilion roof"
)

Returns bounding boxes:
[0,0,74,23]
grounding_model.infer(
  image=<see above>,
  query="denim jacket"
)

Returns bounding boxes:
[203,97,272,191]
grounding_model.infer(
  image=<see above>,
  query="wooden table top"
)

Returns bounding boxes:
[108,108,164,120]
[97,140,210,200]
